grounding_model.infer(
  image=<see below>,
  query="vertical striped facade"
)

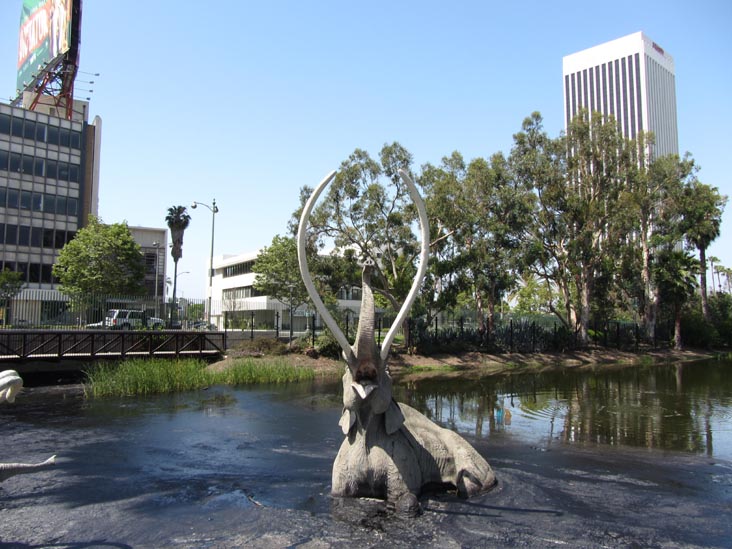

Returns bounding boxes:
[563,32,678,158]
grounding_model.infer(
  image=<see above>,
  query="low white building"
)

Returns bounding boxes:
[209,251,363,332]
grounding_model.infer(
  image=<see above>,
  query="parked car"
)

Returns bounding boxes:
[104,309,146,330]
[192,320,216,331]
[147,317,165,330]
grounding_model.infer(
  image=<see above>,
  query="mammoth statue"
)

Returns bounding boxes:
[1,370,56,482]
[297,169,496,514]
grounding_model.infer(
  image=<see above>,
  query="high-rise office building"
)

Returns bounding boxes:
[562,31,678,157]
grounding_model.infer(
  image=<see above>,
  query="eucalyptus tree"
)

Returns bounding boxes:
[165,205,191,326]
[297,143,421,338]
[511,110,638,346]
[417,152,472,325]
[610,141,697,341]
[462,153,534,333]
[510,112,577,332]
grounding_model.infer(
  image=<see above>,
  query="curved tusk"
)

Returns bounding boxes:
[379,169,430,362]
[296,170,354,362]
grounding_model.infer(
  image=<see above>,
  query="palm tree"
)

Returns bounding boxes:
[681,181,726,321]
[165,206,191,327]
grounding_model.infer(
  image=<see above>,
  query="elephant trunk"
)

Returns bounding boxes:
[0,455,56,482]
[352,263,379,384]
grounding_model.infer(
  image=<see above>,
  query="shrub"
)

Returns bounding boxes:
[314,330,342,359]
[234,337,289,356]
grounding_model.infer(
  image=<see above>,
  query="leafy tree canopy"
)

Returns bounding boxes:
[52,215,146,296]
[0,269,24,302]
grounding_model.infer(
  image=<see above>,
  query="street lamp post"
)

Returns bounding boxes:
[191,199,219,326]
[152,241,160,317]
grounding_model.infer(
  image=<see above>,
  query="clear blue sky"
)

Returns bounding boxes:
[2,1,731,297]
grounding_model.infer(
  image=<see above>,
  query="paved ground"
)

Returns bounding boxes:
[1,384,730,548]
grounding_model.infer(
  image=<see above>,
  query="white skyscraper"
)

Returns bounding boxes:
[563,31,678,157]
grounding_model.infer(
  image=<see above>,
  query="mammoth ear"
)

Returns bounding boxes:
[385,400,405,434]
[339,409,356,435]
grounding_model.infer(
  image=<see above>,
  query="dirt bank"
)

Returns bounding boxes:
[209,346,719,381]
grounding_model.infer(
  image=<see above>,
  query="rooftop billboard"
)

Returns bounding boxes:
[16,0,73,92]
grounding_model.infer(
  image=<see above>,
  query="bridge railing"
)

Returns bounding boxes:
[0,330,227,361]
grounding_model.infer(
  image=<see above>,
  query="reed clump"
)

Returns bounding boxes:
[85,357,315,398]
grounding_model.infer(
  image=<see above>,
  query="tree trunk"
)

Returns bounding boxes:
[487,294,495,336]
[700,246,709,321]
[641,229,656,342]
[674,303,683,350]
[476,292,486,333]
[170,259,179,327]
[577,269,591,348]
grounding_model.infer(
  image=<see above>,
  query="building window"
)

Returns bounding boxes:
[31,226,42,247]
[43,195,56,213]
[20,190,32,210]
[7,188,19,208]
[18,225,30,246]
[43,228,54,248]
[223,260,255,278]
[23,120,36,140]
[5,224,17,245]
[0,113,10,134]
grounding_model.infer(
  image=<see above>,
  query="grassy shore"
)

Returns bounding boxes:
[84,357,316,398]
[83,347,724,397]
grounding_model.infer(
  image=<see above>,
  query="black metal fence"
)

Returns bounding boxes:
[407,312,673,353]
[0,290,209,330]
[1,290,673,352]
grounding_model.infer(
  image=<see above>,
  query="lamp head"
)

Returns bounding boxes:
[191,202,198,209]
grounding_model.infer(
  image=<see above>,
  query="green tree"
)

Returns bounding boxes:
[254,235,310,312]
[418,152,472,325]
[464,153,534,333]
[300,143,421,332]
[165,205,191,326]
[0,269,24,327]
[53,215,146,296]
[654,248,699,350]
[510,112,577,332]
[678,178,727,320]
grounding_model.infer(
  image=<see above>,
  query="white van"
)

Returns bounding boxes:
[104,309,146,330]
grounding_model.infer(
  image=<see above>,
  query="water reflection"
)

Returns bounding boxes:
[394,359,732,460]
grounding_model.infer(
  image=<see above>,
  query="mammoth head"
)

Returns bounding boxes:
[297,169,430,434]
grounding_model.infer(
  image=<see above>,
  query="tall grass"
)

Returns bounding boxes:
[84,357,316,398]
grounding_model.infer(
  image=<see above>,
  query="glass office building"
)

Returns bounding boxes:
[0,98,101,290]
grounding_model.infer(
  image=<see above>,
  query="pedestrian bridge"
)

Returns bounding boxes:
[0,329,226,364]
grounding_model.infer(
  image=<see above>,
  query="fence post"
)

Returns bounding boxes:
[434,316,438,339]
[275,311,279,338]
[407,317,413,352]
[616,321,621,349]
[312,312,316,347]
[250,311,255,340]
[531,321,536,353]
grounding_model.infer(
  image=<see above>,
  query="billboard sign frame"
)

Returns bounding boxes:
[17,0,74,92]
